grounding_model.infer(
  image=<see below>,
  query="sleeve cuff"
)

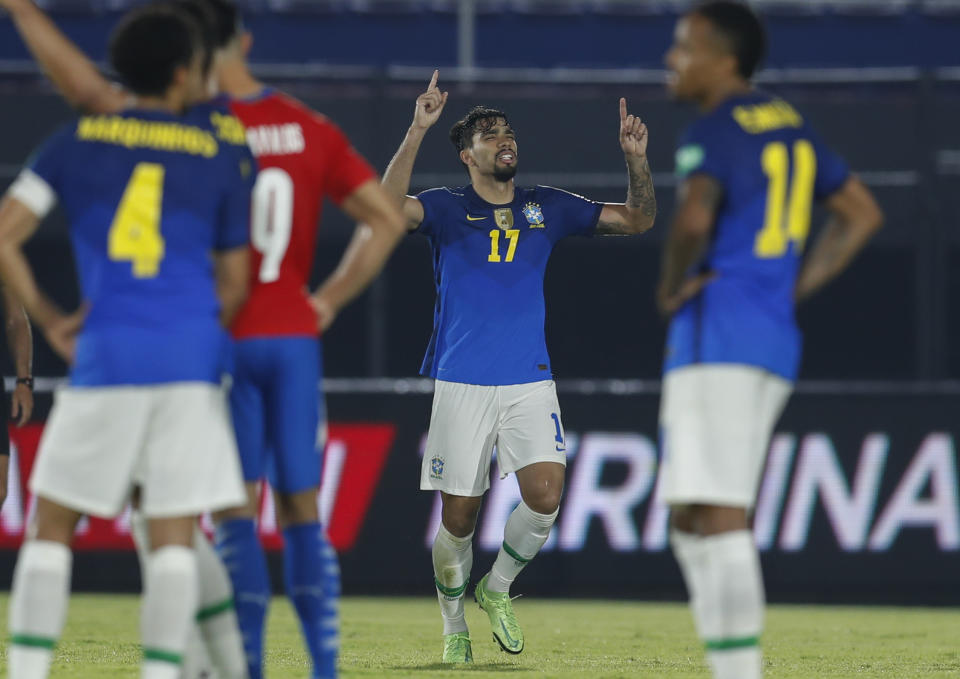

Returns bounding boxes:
[8,169,56,219]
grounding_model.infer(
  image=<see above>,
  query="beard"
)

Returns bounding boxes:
[493,162,518,183]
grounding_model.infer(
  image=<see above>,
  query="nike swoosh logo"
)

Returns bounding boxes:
[466,215,487,221]
[556,446,566,452]
[500,620,518,647]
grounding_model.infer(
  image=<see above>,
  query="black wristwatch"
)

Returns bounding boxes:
[15,377,33,390]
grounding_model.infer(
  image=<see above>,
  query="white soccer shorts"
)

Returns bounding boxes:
[31,383,246,519]
[657,364,792,508]
[420,379,567,497]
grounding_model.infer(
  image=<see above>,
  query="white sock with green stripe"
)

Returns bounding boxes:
[9,539,72,678]
[193,525,247,679]
[487,502,558,594]
[433,524,473,635]
[141,545,197,679]
[671,529,764,679]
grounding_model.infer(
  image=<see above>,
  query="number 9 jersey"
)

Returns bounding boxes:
[665,92,851,381]
[225,89,376,339]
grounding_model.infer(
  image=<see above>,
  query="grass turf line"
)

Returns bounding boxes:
[0,595,956,677]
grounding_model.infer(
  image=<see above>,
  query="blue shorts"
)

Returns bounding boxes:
[230,336,325,494]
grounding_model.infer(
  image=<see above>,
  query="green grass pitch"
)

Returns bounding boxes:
[0,594,957,677]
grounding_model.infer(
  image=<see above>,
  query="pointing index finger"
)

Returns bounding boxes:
[619,97,627,122]
[429,69,439,91]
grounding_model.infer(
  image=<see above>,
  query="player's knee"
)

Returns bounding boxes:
[274,489,319,528]
[524,489,561,516]
[440,495,482,537]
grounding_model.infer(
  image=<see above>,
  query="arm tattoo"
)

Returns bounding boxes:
[627,157,657,219]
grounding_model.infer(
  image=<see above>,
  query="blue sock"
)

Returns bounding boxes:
[215,518,270,679]
[283,522,339,679]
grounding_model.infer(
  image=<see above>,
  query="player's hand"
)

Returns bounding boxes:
[43,306,86,364]
[11,382,32,426]
[412,70,448,131]
[656,272,714,318]
[619,98,648,159]
[309,294,337,333]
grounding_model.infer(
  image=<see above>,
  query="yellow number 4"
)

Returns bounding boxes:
[488,229,519,263]
[108,163,166,278]
[754,140,816,259]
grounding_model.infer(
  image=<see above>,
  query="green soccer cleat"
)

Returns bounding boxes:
[442,632,473,664]
[474,573,524,654]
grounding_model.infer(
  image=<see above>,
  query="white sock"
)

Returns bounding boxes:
[671,529,764,679]
[487,502,557,593]
[141,545,198,679]
[194,526,248,679]
[8,540,72,679]
[432,524,473,635]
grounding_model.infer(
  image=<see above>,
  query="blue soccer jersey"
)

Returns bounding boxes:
[20,109,254,386]
[416,184,601,386]
[665,92,850,381]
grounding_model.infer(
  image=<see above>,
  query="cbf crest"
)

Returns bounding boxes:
[429,455,445,480]
[522,202,545,228]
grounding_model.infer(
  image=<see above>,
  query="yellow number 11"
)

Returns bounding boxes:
[754,140,816,259]
[488,229,519,263]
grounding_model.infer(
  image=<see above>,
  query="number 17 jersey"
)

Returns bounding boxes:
[226,89,376,339]
[665,92,850,381]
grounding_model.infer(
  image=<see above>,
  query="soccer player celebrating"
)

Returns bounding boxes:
[0,5,252,678]
[381,71,656,663]
[0,1,407,677]
[657,3,883,678]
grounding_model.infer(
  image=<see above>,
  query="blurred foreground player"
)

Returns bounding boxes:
[0,6,253,679]
[657,3,883,678]
[0,1,407,677]
[382,72,656,663]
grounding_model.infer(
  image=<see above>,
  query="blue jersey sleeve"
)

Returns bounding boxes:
[540,186,602,239]
[414,187,448,239]
[675,119,730,187]
[216,145,255,251]
[25,125,75,195]
[809,130,851,200]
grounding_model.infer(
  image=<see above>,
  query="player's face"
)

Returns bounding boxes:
[466,118,518,182]
[665,14,726,100]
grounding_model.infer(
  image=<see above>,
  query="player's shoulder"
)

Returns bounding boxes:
[531,185,595,205]
[417,186,468,204]
[186,98,248,148]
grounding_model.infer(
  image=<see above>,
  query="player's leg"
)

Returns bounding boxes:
[140,383,247,679]
[10,387,149,678]
[659,365,791,679]
[8,497,81,679]
[264,337,338,679]
[141,516,199,679]
[420,380,499,663]
[476,380,567,654]
[214,340,271,679]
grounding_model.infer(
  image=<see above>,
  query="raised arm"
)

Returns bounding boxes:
[596,98,657,235]
[794,176,883,301]
[1,0,129,113]
[655,174,721,316]
[1,284,33,426]
[310,179,407,331]
[382,70,448,232]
